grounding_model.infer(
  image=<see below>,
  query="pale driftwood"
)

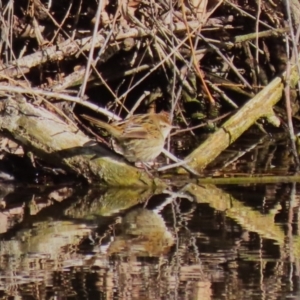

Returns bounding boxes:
[0,84,119,120]
[0,97,162,187]
[182,72,290,173]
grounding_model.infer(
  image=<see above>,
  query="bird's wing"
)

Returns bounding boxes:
[120,123,150,139]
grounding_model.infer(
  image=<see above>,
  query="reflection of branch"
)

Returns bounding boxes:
[158,190,194,213]
[182,183,300,259]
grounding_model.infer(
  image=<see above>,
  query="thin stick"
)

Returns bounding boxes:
[0,84,121,121]
[79,0,103,98]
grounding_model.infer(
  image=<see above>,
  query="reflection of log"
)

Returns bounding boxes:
[184,183,283,240]
[0,220,92,276]
[183,183,300,258]
[0,97,161,187]
[65,187,159,217]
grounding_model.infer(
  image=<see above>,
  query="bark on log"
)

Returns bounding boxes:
[0,97,163,187]
[182,70,294,173]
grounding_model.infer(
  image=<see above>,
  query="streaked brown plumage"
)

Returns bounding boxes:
[81,112,172,162]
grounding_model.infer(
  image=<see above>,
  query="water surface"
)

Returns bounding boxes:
[0,181,299,299]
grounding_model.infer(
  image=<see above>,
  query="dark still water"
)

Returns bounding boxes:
[0,181,300,299]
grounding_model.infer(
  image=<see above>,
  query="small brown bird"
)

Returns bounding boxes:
[81,112,173,163]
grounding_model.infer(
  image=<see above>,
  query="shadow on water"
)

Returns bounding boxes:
[0,181,300,299]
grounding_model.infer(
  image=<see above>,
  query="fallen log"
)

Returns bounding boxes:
[181,60,300,173]
[0,96,163,187]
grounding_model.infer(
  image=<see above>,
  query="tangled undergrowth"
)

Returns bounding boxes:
[0,0,300,183]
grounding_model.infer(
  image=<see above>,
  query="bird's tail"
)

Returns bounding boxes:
[81,114,120,137]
